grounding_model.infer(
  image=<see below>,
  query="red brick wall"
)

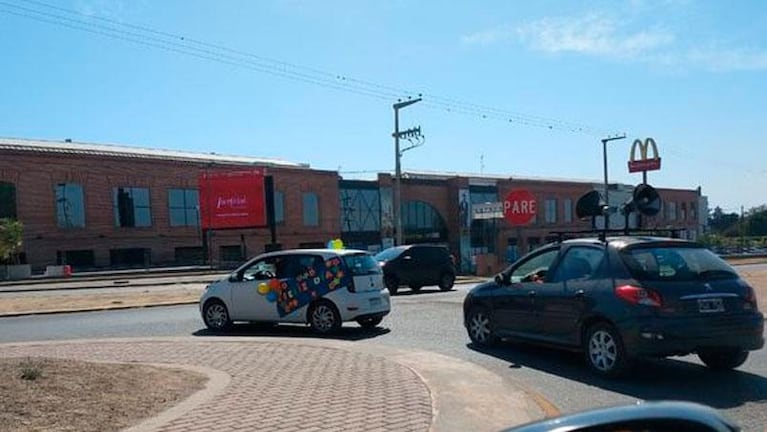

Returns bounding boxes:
[0,150,340,270]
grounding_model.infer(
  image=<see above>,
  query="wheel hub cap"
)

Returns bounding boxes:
[470,314,491,342]
[589,330,617,371]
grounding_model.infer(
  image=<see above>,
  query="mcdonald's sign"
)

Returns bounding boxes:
[628,138,661,173]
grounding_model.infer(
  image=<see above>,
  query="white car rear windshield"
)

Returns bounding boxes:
[343,253,382,276]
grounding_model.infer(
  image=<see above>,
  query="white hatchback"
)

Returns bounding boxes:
[200,248,391,333]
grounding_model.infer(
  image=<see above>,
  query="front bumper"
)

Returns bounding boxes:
[619,312,765,357]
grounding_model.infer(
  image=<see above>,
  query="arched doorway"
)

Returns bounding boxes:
[402,200,448,244]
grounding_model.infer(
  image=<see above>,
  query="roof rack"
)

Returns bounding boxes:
[549,228,686,243]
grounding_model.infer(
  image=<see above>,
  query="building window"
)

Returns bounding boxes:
[168,188,199,227]
[667,202,677,221]
[0,181,16,219]
[680,202,687,221]
[340,187,380,232]
[563,199,573,223]
[545,199,558,224]
[303,192,319,226]
[113,187,152,227]
[274,191,285,224]
[690,202,697,222]
[55,183,86,228]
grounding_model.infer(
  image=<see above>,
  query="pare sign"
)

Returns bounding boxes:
[503,190,537,225]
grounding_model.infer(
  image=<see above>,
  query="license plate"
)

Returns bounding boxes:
[698,298,724,313]
[370,298,382,307]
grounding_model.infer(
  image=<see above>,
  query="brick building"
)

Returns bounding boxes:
[0,137,705,275]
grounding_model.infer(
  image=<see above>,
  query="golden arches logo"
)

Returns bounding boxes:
[628,138,661,173]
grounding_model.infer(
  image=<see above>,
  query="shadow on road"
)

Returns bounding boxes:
[393,287,454,296]
[193,322,391,341]
[468,342,767,409]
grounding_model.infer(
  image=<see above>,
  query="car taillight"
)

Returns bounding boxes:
[615,284,663,307]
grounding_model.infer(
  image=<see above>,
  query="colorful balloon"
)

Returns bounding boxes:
[257,283,270,295]
[266,291,277,302]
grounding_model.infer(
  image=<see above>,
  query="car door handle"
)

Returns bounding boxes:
[528,291,537,297]
[574,290,585,298]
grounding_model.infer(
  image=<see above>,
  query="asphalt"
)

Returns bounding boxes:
[0,272,539,432]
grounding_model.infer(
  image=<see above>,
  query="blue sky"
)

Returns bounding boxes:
[1,0,765,213]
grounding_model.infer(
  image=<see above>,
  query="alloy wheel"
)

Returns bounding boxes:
[204,302,229,330]
[469,312,492,344]
[588,330,618,372]
[311,304,336,333]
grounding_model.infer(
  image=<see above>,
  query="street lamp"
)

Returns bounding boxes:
[392,97,422,246]
[601,134,626,229]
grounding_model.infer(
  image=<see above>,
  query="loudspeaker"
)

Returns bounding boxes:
[575,190,608,219]
[622,183,661,217]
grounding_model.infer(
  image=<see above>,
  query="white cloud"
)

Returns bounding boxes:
[461,25,515,46]
[514,14,674,60]
[463,12,767,73]
[687,46,767,72]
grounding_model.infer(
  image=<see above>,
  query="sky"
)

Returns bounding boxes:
[1,0,765,214]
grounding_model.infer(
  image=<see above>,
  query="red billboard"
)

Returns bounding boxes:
[198,169,267,229]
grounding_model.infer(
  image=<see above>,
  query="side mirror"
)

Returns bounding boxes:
[229,270,244,283]
[494,273,509,286]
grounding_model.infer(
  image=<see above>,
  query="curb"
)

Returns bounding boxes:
[0,300,199,318]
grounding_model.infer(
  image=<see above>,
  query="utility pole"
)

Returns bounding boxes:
[393,97,422,246]
[601,134,626,229]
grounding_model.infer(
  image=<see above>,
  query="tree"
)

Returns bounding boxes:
[708,206,739,234]
[749,208,767,236]
[0,218,23,264]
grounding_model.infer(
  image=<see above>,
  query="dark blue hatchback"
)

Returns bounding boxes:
[463,236,764,377]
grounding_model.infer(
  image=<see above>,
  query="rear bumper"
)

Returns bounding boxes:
[333,289,391,321]
[619,312,765,357]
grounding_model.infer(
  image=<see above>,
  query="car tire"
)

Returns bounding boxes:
[438,272,455,291]
[466,308,499,347]
[356,316,383,329]
[698,349,749,370]
[203,300,232,332]
[584,323,631,377]
[385,275,399,296]
[409,285,422,292]
[308,300,342,334]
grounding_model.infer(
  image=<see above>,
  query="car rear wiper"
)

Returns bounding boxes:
[697,269,737,280]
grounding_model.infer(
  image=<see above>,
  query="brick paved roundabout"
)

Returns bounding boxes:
[1,338,434,432]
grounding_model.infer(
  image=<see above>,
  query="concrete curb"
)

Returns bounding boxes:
[0,300,199,318]
[0,336,540,432]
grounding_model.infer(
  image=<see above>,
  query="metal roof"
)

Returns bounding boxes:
[0,137,309,168]
[401,169,600,185]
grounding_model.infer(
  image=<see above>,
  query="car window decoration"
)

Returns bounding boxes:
[254,254,353,317]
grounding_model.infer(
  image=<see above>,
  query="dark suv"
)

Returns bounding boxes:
[463,236,764,377]
[375,244,456,295]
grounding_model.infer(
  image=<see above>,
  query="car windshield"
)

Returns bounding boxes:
[374,246,407,262]
[620,245,737,282]
[343,253,382,275]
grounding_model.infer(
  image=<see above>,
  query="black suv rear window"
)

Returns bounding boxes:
[620,245,737,282]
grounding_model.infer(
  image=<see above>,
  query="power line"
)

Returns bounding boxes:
[1,0,616,136]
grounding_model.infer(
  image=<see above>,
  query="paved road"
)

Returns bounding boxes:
[1,283,766,430]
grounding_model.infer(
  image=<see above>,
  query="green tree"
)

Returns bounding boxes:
[708,206,739,235]
[747,207,767,236]
[0,218,23,264]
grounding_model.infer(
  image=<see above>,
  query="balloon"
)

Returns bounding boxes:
[257,283,270,295]
[266,291,277,302]
[268,278,280,290]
